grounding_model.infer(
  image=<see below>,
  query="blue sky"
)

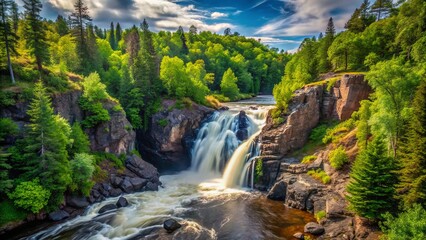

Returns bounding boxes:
[16,0,364,51]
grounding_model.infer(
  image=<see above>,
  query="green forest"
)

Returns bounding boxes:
[1,0,426,238]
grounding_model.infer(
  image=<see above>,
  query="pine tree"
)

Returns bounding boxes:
[23,0,49,72]
[0,151,12,195]
[10,0,18,33]
[371,0,393,20]
[0,0,17,84]
[55,15,69,36]
[125,25,140,66]
[115,22,122,46]
[317,17,335,72]
[69,122,90,157]
[346,137,398,220]
[70,0,92,71]
[22,82,71,209]
[397,80,426,209]
[345,8,364,33]
[109,21,115,50]
[177,26,188,55]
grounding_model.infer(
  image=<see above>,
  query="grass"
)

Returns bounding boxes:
[308,169,331,184]
[322,119,356,144]
[302,155,317,164]
[329,146,349,170]
[0,200,28,226]
[315,210,326,222]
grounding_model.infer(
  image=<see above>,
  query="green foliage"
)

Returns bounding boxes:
[81,72,109,101]
[346,137,398,220]
[94,152,125,169]
[302,155,317,164]
[0,90,15,107]
[0,200,28,226]
[308,169,331,184]
[8,179,50,213]
[69,153,95,196]
[323,119,356,144]
[220,68,240,100]
[69,122,90,157]
[328,146,349,169]
[157,119,168,127]
[397,80,426,209]
[381,204,426,240]
[355,100,372,149]
[310,123,333,143]
[0,118,18,141]
[315,210,326,222]
[254,159,263,183]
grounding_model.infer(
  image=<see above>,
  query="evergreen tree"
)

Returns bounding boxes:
[70,0,92,71]
[10,0,17,33]
[0,0,17,84]
[177,26,188,55]
[317,17,335,72]
[115,22,122,46]
[125,25,140,65]
[0,151,12,195]
[21,82,71,209]
[345,8,365,33]
[224,27,231,36]
[371,0,393,20]
[55,15,69,36]
[346,137,398,220]
[109,21,115,50]
[397,80,426,209]
[23,0,49,72]
[69,122,90,157]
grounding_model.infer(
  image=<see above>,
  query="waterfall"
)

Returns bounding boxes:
[191,103,270,188]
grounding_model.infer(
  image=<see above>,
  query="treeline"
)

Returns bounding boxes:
[272,0,426,238]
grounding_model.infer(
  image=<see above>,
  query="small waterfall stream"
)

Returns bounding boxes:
[20,96,316,240]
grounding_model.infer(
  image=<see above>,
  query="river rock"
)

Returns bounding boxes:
[120,178,134,193]
[163,219,182,233]
[137,99,214,172]
[109,188,123,197]
[66,196,89,208]
[293,232,304,239]
[126,155,160,182]
[236,111,250,141]
[116,197,129,208]
[130,177,147,190]
[304,222,325,235]
[145,182,159,191]
[285,181,316,211]
[48,210,70,221]
[98,204,117,214]
[267,180,287,201]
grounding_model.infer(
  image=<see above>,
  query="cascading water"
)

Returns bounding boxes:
[19,96,316,240]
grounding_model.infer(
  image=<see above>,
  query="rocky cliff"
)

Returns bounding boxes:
[138,100,214,172]
[258,74,377,239]
[260,74,371,158]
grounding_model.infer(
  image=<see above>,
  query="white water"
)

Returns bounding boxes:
[24,96,277,240]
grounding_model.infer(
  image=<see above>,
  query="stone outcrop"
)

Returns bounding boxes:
[260,74,371,157]
[0,89,135,155]
[138,100,214,172]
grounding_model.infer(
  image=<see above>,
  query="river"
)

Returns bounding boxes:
[18,95,315,240]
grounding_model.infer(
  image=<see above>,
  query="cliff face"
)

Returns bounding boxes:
[1,89,135,155]
[260,74,371,157]
[258,74,378,239]
[138,100,214,172]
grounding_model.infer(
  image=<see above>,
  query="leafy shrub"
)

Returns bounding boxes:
[0,200,28,226]
[381,204,426,240]
[302,155,317,164]
[315,210,326,222]
[81,72,109,102]
[69,153,95,196]
[8,179,50,213]
[309,124,330,143]
[94,152,125,169]
[79,98,110,128]
[0,118,18,141]
[205,95,221,109]
[45,72,69,92]
[308,169,331,184]
[211,93,230,102]
[157,119,168,127]
[329,146,349,169]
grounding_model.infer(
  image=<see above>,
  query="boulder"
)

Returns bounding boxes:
[293,232,304,239]
[304,222,325,235]
[285,181,316,211]
[120,178,134,193]
[48,210,70,221]
[98,204,117,214]
[130,177,147,190]
[116,197,129,208]
[111,175,123,187]
[109,188,123,197]
[67,196,89,208]
[146,182,159,191]
[267,180,287,201]
[163,219,182,233]
[126,155,159,182]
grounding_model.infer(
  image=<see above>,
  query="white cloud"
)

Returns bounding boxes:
[46,0,234,33]
[211,12,228,19]
[256,0,362,36]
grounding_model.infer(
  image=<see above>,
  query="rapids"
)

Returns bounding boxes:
[17,95,315,240]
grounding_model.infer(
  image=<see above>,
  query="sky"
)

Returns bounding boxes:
[15,0,365,52]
